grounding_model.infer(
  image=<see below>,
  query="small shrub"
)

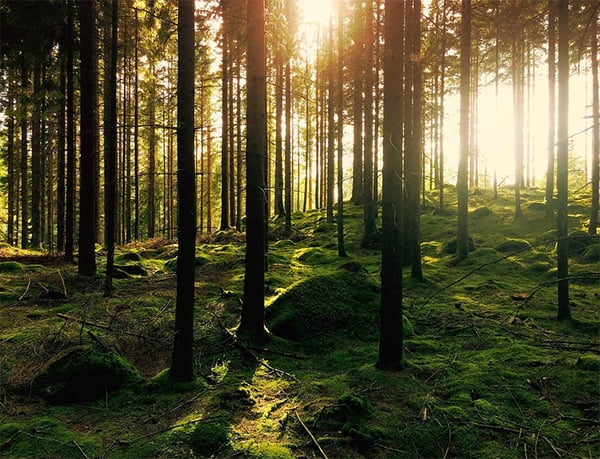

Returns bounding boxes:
[246,441,294,459]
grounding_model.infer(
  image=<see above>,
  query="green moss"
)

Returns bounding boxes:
[495,238,532,253]
[576,353,600,371]
[188,421,229,456]
[583,243,600,262]
[33,345,140,403]
[0,261,24,273]
[245,441,294,459]
[0,291,19,302]
[265,270,380,346]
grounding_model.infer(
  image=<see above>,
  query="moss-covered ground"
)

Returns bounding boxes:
[0,187,598,458]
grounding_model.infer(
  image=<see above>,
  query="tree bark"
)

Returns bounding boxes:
[546,0,557,217]
[456,0,471,261]
[377,0,404,372]
[589,4,599,235]
[556,0,570,321]
[239,0,267,343]
[78,0,98,277]
[171,0,196,382]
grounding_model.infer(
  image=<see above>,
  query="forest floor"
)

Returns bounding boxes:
[0,186,599,459]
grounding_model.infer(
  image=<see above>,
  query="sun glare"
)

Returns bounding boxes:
[300,0,335,26]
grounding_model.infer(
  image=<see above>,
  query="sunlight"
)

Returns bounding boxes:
[300,0,335,26]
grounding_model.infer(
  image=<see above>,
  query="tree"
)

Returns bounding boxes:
[456,0,471,262]
[336,0,347,257]
[361,0,378,248]
[589,3,599,235]
[78,0,98,277]
[171,0,196,382]
[546,0,557,217]
[377,0,404,372]
[239,0,267,342]
[104,0,118,296]
[556,0,570,321]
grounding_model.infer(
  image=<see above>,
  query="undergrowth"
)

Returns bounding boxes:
[0,187,598,458]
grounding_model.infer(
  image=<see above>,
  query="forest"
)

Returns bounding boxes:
[0,0,598,457]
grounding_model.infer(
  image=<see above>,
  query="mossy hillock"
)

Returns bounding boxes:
[33,345,140,403]
[265,270,380,347]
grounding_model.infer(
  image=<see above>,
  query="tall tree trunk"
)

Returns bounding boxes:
[78,0,98,276]
[377,0,404,372]
[336,0,347,257]
[512,1,524,217]
[148,61,156,239]
[438,0,447,211]
[65,4,76,261]
[589,4,599,235]
[351,3,364,205]
[239,0,267,342]
[220,9,230,231]
[274,60,285,217]
[104,0,118,296]
[456,0,471,261]
[20,62,28,249]
[556,0,570,321]
[285,59,293,231]
[57,51,66,252]
[134,8,140,240]
[171,0,196,382]
[546,0,557,217]
[362,0,377,247]
[408,0,423,279]
[31,62,42,248]
[7,87,15,246]
[326,15,335,224]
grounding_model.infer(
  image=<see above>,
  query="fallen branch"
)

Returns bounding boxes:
[58,270,68,298]
[57,313,156,341]
[296,411,328,459]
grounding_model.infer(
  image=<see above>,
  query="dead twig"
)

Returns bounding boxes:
[72,440,90,459]
[18,278,31,301]
[58,270,68,298]
[295,411,328,459]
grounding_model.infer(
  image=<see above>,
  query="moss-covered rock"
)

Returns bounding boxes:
[33,345,140,403]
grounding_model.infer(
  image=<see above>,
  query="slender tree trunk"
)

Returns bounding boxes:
[7,88,15,246]
[352,3,364,205]
[57,52,66,252]
[78,0,98,276]
[438,1,447,211]
[240,0,267,342]
[327,15,335,224]
[274,60,285,217]
[220,11,230,231]
[336,0,347,257]
[31,62,42,248]
[104,0,118,296]
[377,0,404,372]
[362,0,377,247]
[65,4,75,261]
[512,2,524,217]
[456,0,471,261]
[285,59,293,232]
[20,62,28,249]
[589,5,599,235]
[134,9,140,240]
[171,0,196,382]
[556,0,570,321]
[546,0,557,216]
